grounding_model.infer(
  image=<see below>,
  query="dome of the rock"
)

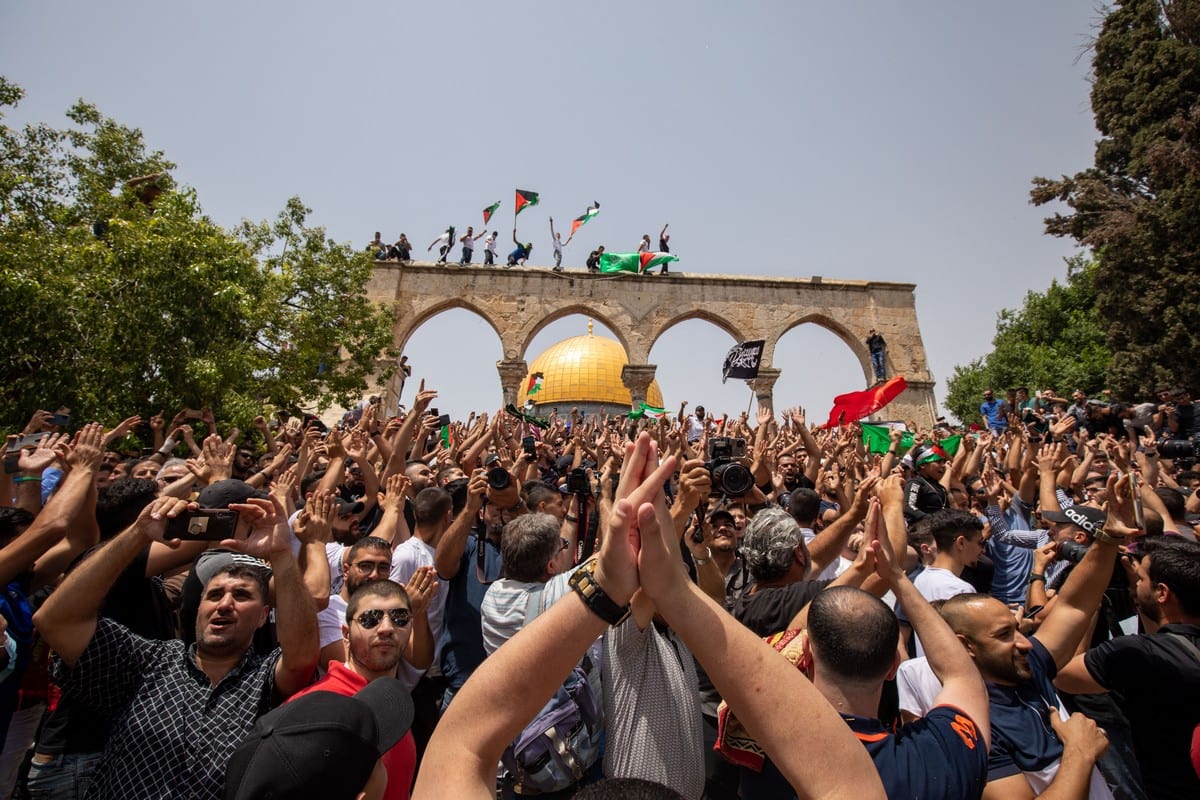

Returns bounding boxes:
[518,328,664,414]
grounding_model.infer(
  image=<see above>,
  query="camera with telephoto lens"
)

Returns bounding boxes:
[1159,437,1200,469]
[705,437,753,496]
[566,467,590,496]
[1057,540,1089,565]
[487,466,511,491]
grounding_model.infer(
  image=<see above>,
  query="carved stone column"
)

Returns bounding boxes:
[747,367,782,413]
[621,364,658,410]
[496,359,529,407]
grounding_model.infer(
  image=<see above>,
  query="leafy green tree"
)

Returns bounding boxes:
[944,255,1110,424]
[0,78,396,431]
[1030,0,1200,396]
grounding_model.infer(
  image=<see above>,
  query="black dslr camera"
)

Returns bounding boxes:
[1160,437,1200,469]
[705,437,753,496]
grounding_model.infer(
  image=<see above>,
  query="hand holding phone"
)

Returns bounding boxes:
[164,508,240,541]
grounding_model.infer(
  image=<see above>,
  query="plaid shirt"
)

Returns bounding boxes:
[51,618,279,800]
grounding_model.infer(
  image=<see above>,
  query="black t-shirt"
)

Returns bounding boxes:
[1172,403,1198,439]
[866,333,887,353]
[1084,623,1200,800]
[729,579,832,638]
[37,546,175,755]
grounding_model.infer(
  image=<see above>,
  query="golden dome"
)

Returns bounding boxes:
[519,327,664,409]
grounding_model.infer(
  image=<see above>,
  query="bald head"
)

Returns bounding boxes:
[808,586,899,686]
[937,593,997,638]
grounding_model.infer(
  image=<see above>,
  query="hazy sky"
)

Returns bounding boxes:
[2,2,1101,423]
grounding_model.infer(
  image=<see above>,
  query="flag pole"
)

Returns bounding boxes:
[746,383,756,416]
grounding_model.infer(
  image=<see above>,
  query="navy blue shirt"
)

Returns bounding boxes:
[985,637,1063,781]
[438,534,502,692]
[846,707,986,799]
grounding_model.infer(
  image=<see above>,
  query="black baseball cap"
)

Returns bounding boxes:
[1041,505,1105,538]
[197,479,269,510]
[708,509,736,526]
[225,678,414,800]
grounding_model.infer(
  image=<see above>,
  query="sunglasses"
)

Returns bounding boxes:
[354,607,412,629]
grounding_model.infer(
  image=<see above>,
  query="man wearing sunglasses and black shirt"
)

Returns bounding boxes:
[289,579,420,800]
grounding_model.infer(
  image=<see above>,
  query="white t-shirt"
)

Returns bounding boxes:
[901,567,973,656]
[391,536,449,688]
[485,234,497,254]
[317,592,348,650]
[552,236,564,255]
[802,527,840,581]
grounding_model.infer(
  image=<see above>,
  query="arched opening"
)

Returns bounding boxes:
[773,322,871,424]
[648,320,752,419]
[398,307,503,421]
[519,305,629,361]
[524,315,661,415]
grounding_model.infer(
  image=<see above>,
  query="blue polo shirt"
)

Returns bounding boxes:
[985,637,1063,780]
[438,534,502,693]
[980,399,1008,430]
[845,707,986,799]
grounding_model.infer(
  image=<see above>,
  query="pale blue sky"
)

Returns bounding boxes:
[2,1,1101,422]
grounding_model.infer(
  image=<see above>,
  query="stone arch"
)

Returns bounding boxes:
[648,309,747,355]
[365,262,938,427]
[393,297,506,357]
[771,312,873,382]
[517,305,630,363]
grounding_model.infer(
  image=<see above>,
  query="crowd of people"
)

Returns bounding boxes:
[366,222,673,273]
[1,378,1199,799]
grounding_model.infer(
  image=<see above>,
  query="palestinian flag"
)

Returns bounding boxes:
[628,402,668,420]
[598,252,680,274]
[570,202,600,236]
[526,372,544,395]
[482,201,501,225]
[439,423,454,449]
[861,424,914,455]
[916,442,949,465]
[514,189,539,217]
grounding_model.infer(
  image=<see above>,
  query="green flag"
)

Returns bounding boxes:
[599,251,680,274]
[628,402,668,420]
[938,435,963,457]
[861,424,914,455]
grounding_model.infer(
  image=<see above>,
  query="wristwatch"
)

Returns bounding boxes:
[568,559,629,626]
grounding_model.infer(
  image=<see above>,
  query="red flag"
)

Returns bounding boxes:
[821,376,908,428]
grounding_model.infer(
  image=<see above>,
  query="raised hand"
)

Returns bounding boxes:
[64,423,105,471]
[201,434,235,482]
[380,473,412,513]
[18,431,68,472]
[102,415,142,447]
[294,489,334,544]
[22,410,54,435]
[675,458,712,513]
[404,566,439,617]
[223,496,293,559]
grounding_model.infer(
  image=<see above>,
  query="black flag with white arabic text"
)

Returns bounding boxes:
[722,340,765,383]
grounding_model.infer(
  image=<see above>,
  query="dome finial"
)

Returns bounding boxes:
[587,318,594,336]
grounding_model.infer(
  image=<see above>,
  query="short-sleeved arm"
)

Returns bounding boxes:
[921,706,988,792]
[1082,634,1146,692]
[50,617,168,717]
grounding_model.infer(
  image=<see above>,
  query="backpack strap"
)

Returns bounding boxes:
[1165,630,1200,662]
